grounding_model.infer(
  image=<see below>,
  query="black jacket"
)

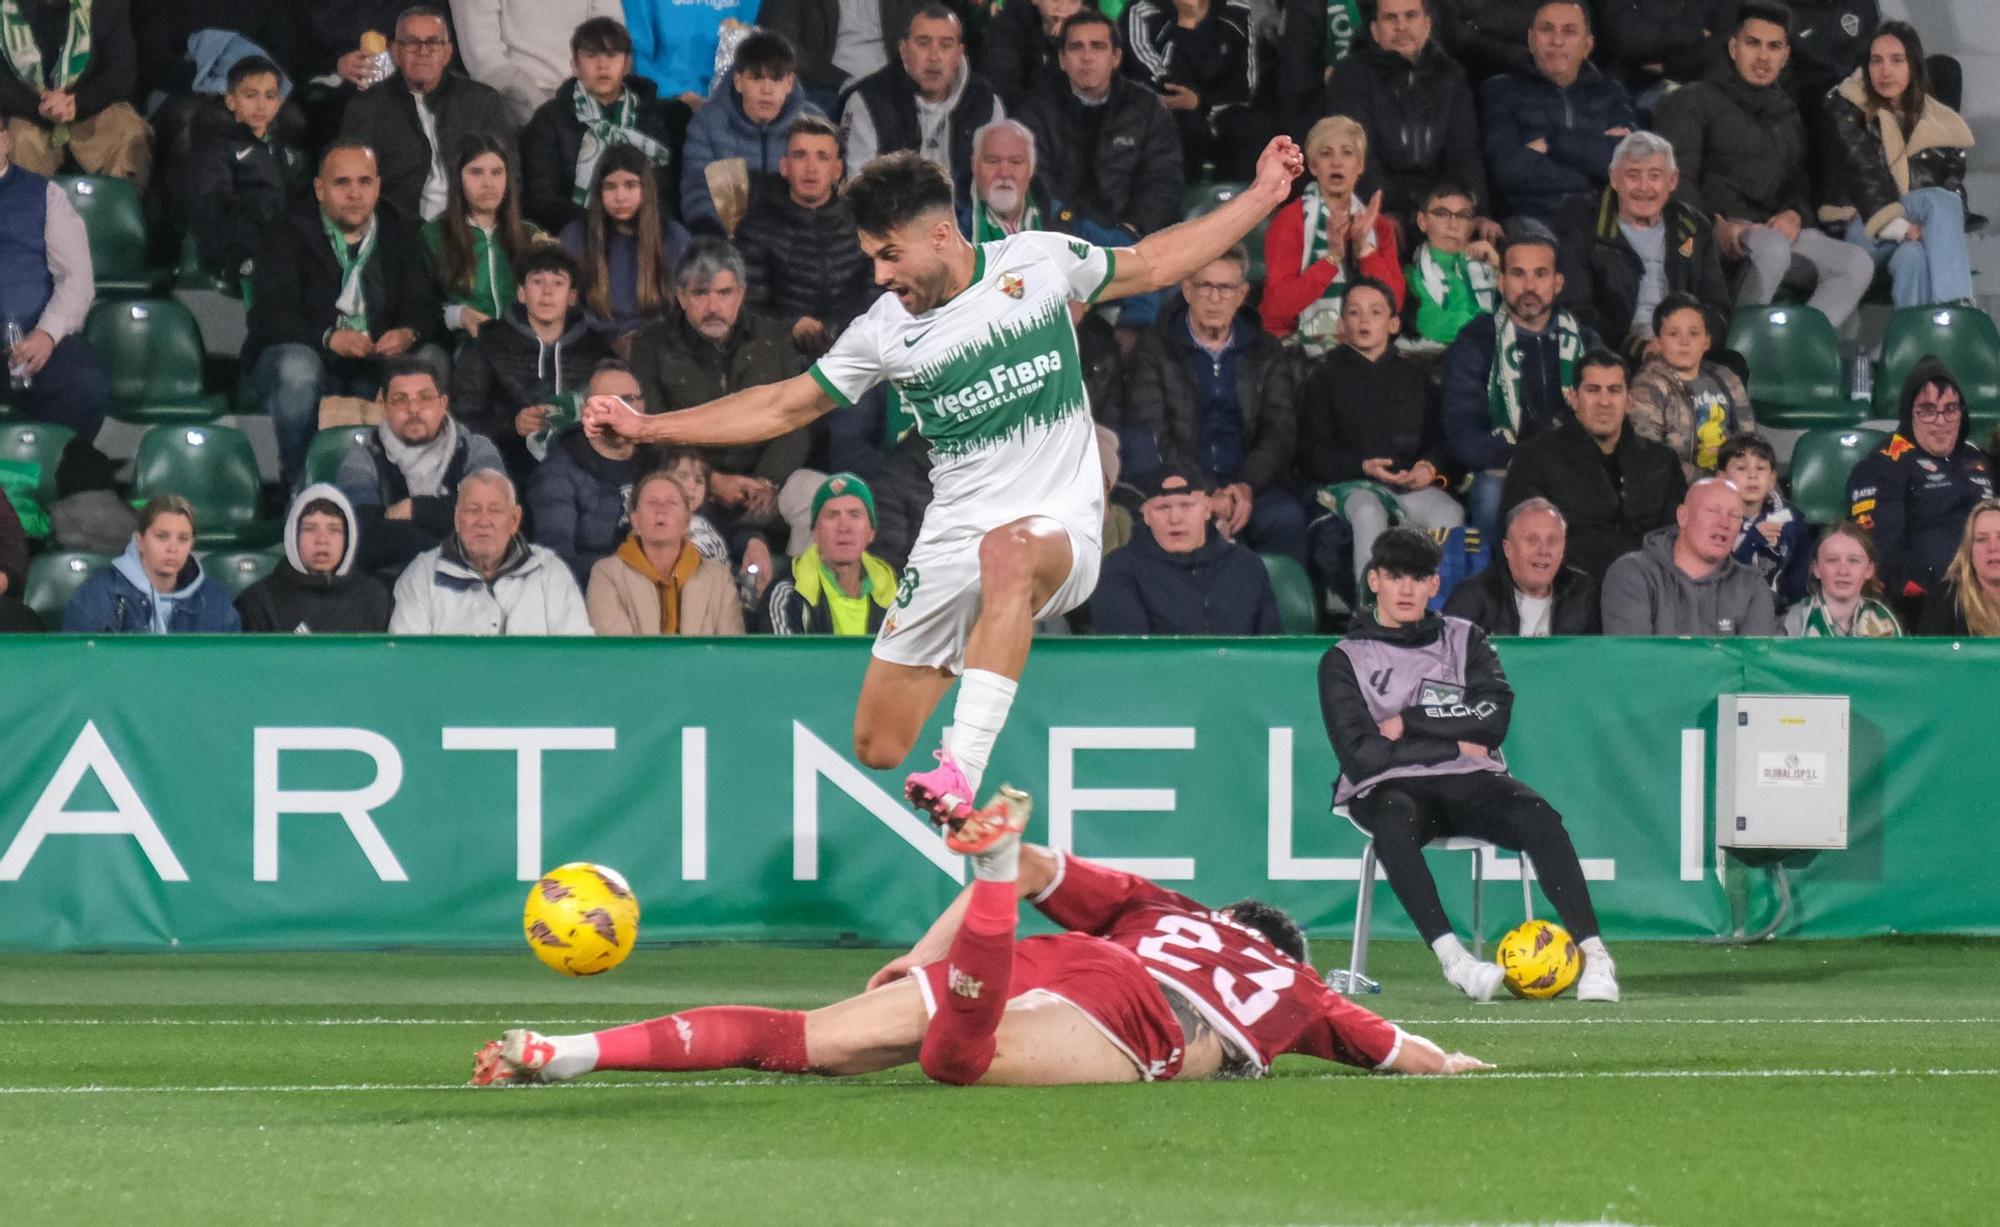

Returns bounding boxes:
[977,0,1074,111]
[1916,580,1978,637]
[449,304,616,474]
[243,204,439,366]
[1089,525,1280,636]
[1317,609,1514,792]
[1019,74,1185,238]
[1655,65,1813,222]
[629,309,810,485]
[841,59,1000,191]
[1321,37,1486,219]
[735,184,877,335]
[1847,359,1996,604]
[184,117,311,279]
[237,563,392,633]
[1444,556,1601,635]
[339,72,516,222]
[1439,311,1602,473]
[1434,0,1540,84]
[1592,0,1730,94]
[1479,62,1638,220]
[300,0,426,78]
[758,0,929,93]
[1499,419,1688,583]
[521,76,691,235]
[1817,74,1971,238]
[1782,0,1880,114]
[1556,188,1732,361]
[1294,345,1450,486]
[526,427,646,587]
[1117,0,1254,112]
[1124,303,1300,493]
[0,0,132,124]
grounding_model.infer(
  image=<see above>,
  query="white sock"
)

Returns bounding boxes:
[945,669,1018,799]
[1431,934,1473,967]
[542,1032,599,1082]
[971,837,1020,883]
[1580,936,1611,962]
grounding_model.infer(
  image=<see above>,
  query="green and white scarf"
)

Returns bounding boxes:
[323,212,378,334]
[1297,182,1371,346]
[970,197,1041,243]
[1795,594,1903,638]
[0,0,90,146]
[1323,0,1362,65]
[572,87,673,205]
[1486,304,1582,442]
[1416,243,1496,315]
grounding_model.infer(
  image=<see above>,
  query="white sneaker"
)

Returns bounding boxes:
[1575,952,1621,1003]
[1443,957,1505,1003]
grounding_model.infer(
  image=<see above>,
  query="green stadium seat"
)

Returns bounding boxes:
[173,230,231,295]
[1725,305,1857,428]
[304,425,371,486]
[56,175,170,296]
[1871,305,2000,419]
[1788,426,1888,526]
[0,420,74,501]
[1260,552,1318,635]
[84,298,228,424]
[131,423,272,547]
[200,549,281,597]
[23,550,109,629]
[1182,180,1267,284]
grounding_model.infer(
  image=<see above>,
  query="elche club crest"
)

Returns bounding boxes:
[998,272,1025,300]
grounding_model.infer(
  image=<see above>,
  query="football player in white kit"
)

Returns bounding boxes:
[582,137,1305,828]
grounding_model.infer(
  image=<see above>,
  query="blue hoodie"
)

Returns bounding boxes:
[678,71,820,232]
[627,0,763,101]
[62,541,243,634]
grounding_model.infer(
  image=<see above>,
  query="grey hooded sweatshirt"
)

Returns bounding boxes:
[1600,526,1778,636]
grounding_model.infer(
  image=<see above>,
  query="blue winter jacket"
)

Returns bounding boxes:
[678,73,820,233]
[1479,63,1638,220]
[62,541,243,633]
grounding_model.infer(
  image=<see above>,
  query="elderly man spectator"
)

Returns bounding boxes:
[736,114,875,357]
[339,355,505,577]
[760,471,900,635]
[1018,11,1182,251]
[958,119,1054,243]
[586,467,745,636]
[390,469,592,634]
[521,16,689,236]
[1320,0,1486,227]
[453,0,627,126]
[1116,0,1265,180]
[0,122,108,441]
[629,237,815,546]
[1655,3,1874,329]
[1500,349,1685,583]
[338,5,514,223]
[1600,475,1778,634]
[246,141,442,489]
[1480,0,1637,222]
[0,0,150,188]
[1090,463,1280,635]
[528,361,656,586]
[1441,222,1598,540]
[1445,498,1600,635]
[1124,245,1308,565]
[840,6,1003,191]
[679,30,821,235]
[236,484,393,633]
[979,0,1082,111]
[1556,132,1731,363]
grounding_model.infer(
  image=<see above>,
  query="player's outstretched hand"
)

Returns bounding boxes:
[1252,136,1306,203]
[866,951,924,993]
[581,394,648,443]
[1438,1051,1496,1075]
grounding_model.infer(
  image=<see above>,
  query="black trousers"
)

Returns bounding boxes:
[1348,770,1601,946]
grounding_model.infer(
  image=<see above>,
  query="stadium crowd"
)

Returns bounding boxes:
[2,0,1997,641]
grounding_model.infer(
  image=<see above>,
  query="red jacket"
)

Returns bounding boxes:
[1259,196,1405,337]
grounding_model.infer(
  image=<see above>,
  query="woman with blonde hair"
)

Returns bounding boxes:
[1917,498,2000,636]
[1781,523,1903,638]
[1261,115,1404,342]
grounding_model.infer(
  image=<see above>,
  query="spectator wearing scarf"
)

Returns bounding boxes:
[0,0,152,188]
[586,469,744,636]
[1260,115,1402,342]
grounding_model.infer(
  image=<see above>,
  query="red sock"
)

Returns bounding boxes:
[592,1006,809,1074]
[918,879,1018,1085]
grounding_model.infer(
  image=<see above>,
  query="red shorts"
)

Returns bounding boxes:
[913,932,1187,1081]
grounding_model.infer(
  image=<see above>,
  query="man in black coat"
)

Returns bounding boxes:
[1089,464,1280,635]
[244,142,442,488]
[520,18,690,234]
[1499,349,1686,583]
[337,6,513,223]
[1478,0,1638,222]
[1444,496,1600,635]
[977,0,1086,111]
[1320,0,1487,226]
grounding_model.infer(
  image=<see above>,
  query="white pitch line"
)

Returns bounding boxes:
[2,1016,1997,1027]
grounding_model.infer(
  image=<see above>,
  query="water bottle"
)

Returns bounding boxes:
[4,319,30,392]
[737,563,762,616]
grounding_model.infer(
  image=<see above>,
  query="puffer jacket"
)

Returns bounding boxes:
[1816,70,1973,239]
[521,76,692,235]
[1783,0,1880,112]
[1654,63,1812,222]
[1320,36,1486,218]
[62,542,243,634]
[679,72,820,233]
[1434,0,1539,83]
[1592,0,1731,92]
[734,184,878,335]
[388,533,593,635]
[236,483,393,633]
[1479,62,1638,219]
[526,427,647,587]
[1088,524,1280,636]
[449,304,616,473]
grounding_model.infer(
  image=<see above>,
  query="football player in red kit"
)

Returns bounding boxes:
[473,788,1491,1087]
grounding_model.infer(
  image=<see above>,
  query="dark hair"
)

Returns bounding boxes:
[787,113,842,153]
[438,135,532,302]
[732,30,797,79]
[843,150,955,235]
[1650,291,1712,341]
[395,5,451,36]
[1864,21,1930,138]
[1224,900,1309,964]
[318,138,375,175]
[1533,0,1591,34]
[570,15,633,57]
[658,445,712,476]
[1497,218,1559,267]
[1366,527,1442,579]
[1735,1,1792,36]
[1058,9,1119,49]
[298,497,348,525]
[1342,275,1398,312]
[1717,432,1777,471]
[382,353,442,391]
[226,55,281,92]
[1572,347,1629,388]
[581,144,669,321]
[1420,177,1476,208]
[516,243,581,286]
[594,357,635,380]
[905,3,962,39]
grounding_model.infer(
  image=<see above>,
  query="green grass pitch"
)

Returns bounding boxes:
[4,939,1997,1226]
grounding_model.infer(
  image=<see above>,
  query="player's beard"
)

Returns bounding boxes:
[907,261,957,315]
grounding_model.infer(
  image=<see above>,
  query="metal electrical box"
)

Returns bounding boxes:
[1716,694,1850,849]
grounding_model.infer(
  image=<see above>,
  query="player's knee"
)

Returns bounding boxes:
[918,1037,994,1086]
[853,726,913,771]
[976,525,1038,595]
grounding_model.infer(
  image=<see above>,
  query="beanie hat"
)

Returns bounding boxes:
[811,471,876,527]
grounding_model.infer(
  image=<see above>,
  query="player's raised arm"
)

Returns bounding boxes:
[581,370,836,449]
[1094,136,1305,301]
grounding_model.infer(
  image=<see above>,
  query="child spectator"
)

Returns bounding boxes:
[63,495,241,633]
[422,136,544,345]
[1627,294,1753,480]
[1404,179,1498,346]
[1720,433,1811,610]
[678,30,818,236]
[1781,522,1903,637]
[185,56,308,286]
[559,143,690,351]
[236,484,392,633]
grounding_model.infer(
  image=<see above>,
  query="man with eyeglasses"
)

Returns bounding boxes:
[338,4,514,222]
[1847,357,1996,620]
[338,354,506,578]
